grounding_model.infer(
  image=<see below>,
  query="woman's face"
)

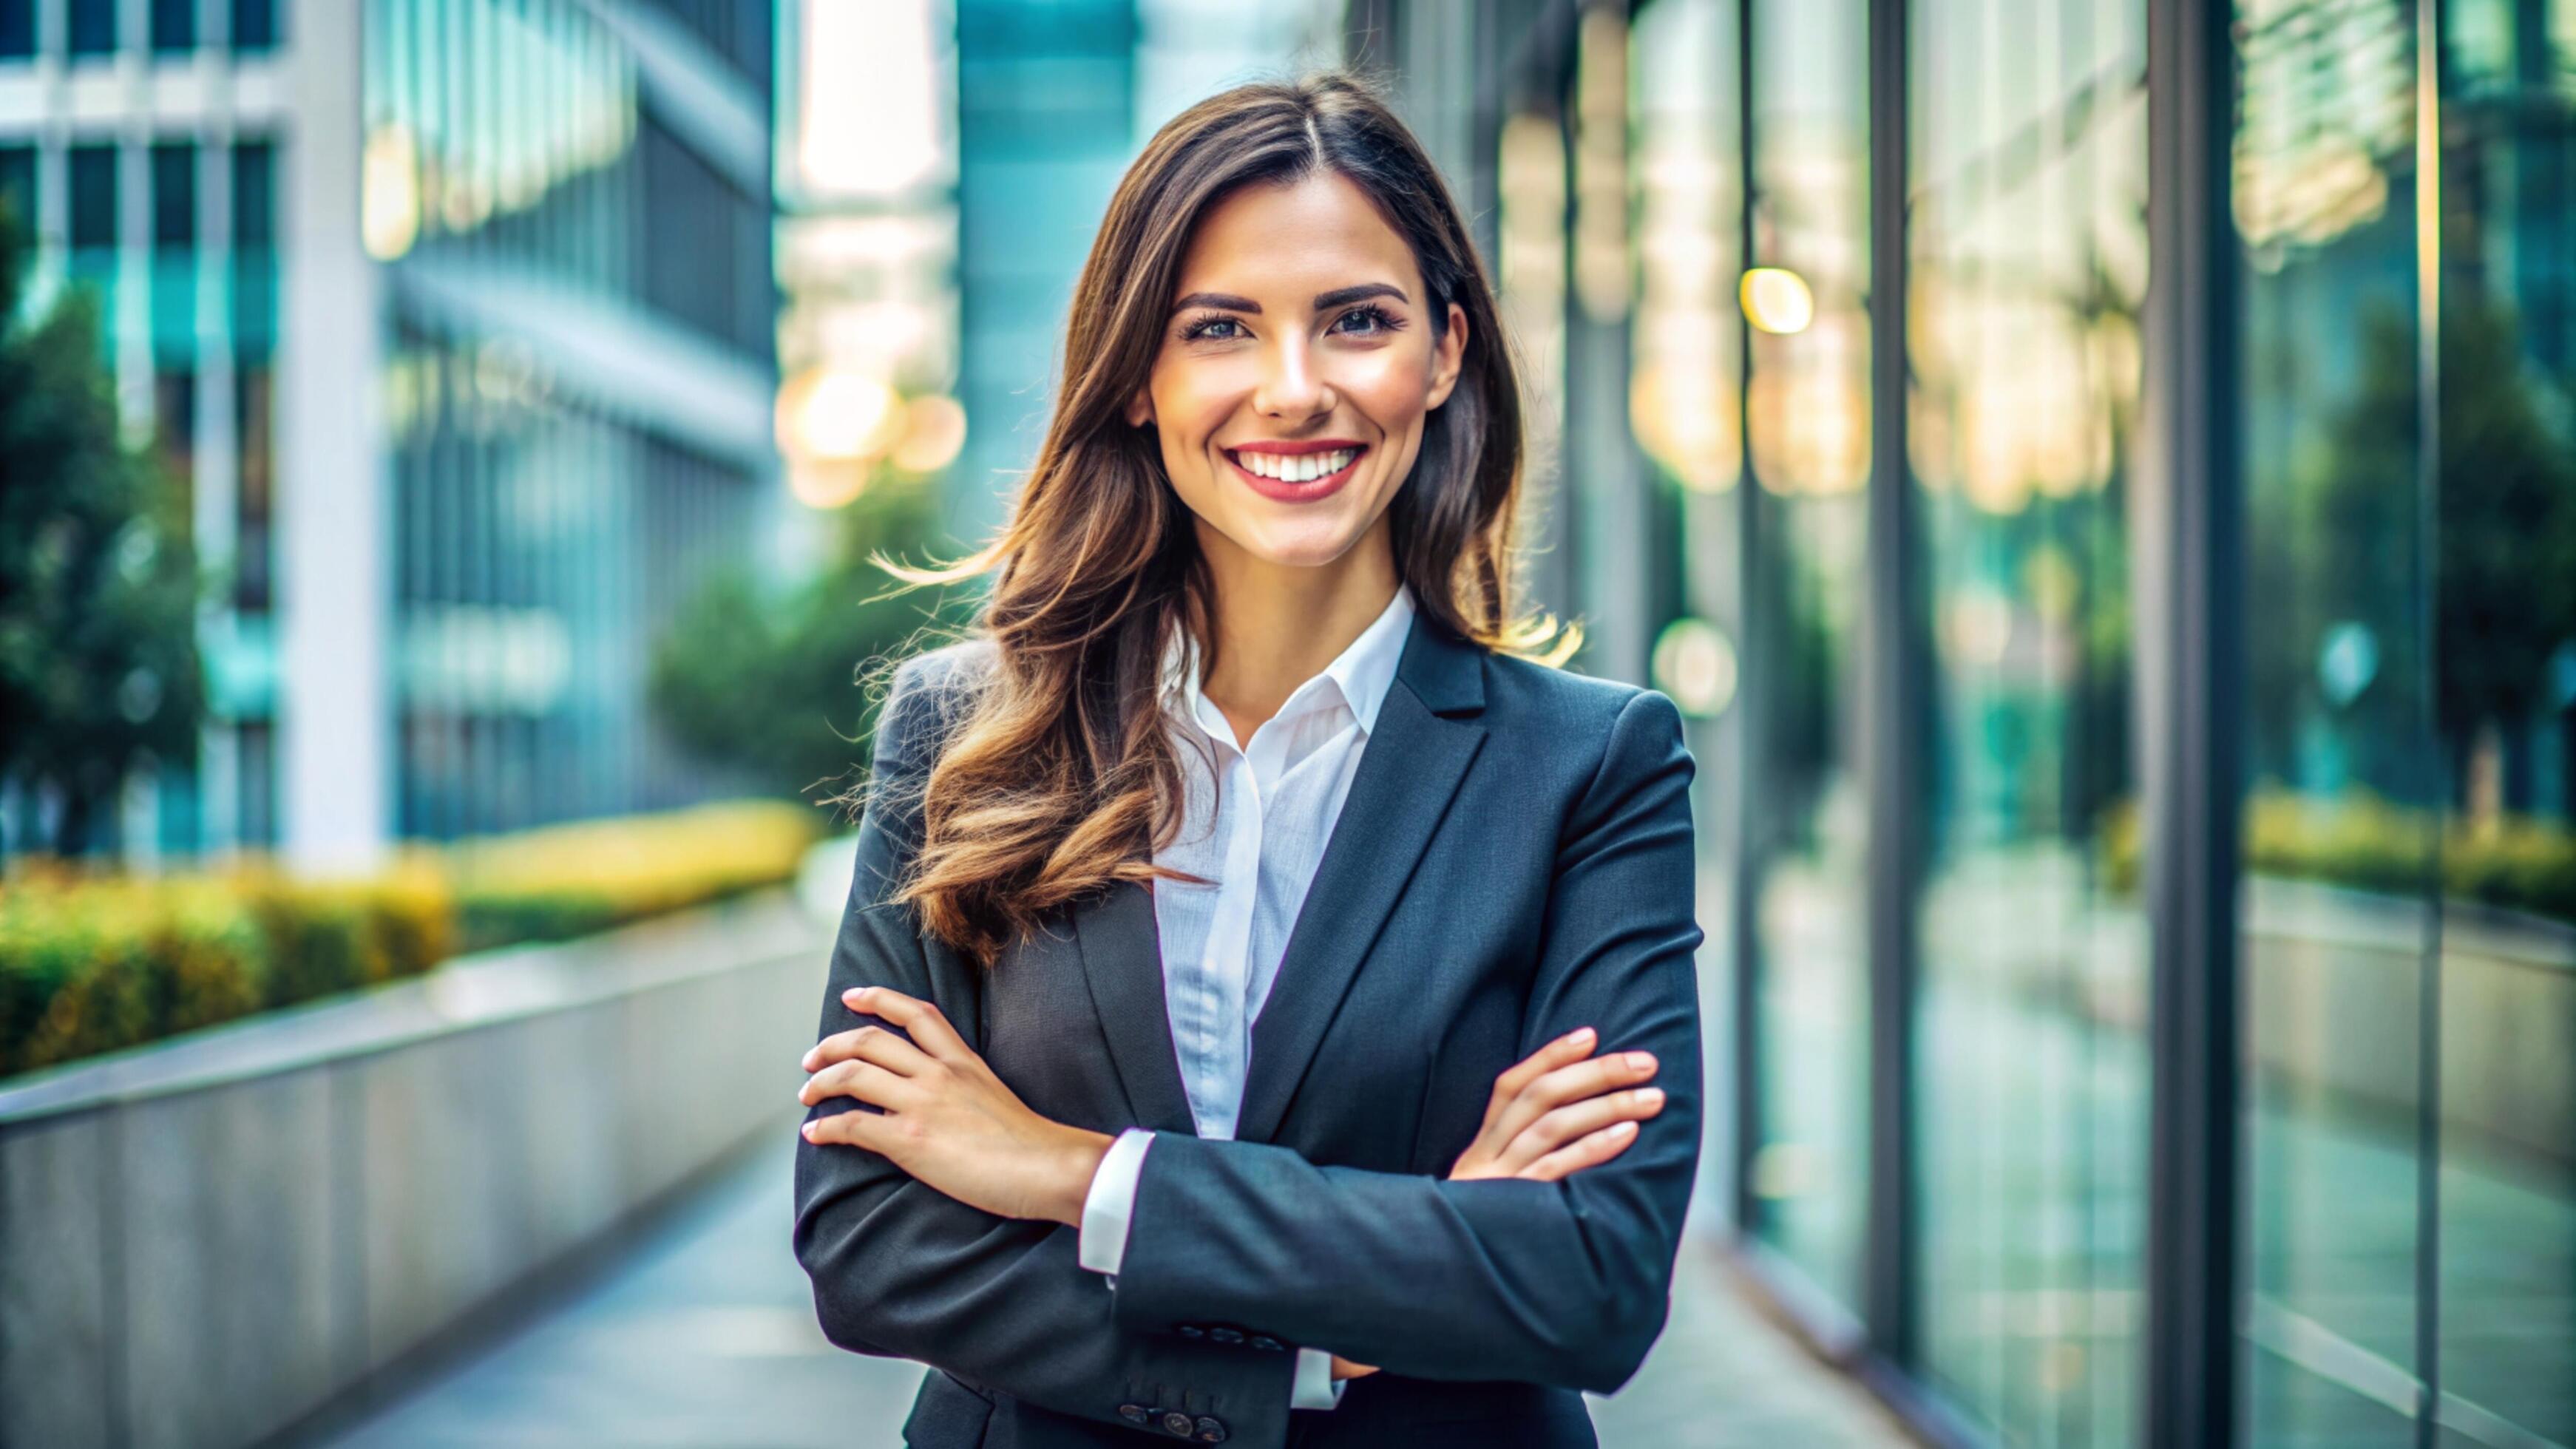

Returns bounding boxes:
[1127,169,1468,574]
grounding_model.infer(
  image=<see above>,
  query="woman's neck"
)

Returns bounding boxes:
[1192,518,1400,748]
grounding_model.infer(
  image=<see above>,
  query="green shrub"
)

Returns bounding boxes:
[0,799,821,1080]
[2098,787,2576,922]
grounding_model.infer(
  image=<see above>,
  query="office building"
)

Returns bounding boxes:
[1360,0,2576,1443]
[0,0,779,872]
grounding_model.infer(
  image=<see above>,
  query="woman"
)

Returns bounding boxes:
[790,70,1702,1449]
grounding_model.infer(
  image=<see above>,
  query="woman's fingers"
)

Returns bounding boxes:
[841,986,972,1062]
[802,1022,935,1077]
[1497,1087,1666,1175]
[800,1103,892,1151]
[798,1056,913,1112]
[1519,1120,1640,1182]
[1485,1026,1598,1115]
[1488,1050,1659,1149]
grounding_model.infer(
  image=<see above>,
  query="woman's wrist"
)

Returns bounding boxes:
[1036,1123,1116,1227]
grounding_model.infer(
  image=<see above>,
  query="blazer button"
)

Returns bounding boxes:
[1209,1327,1244,1345]
[1247,1334,1282,1351]
[1161,1409,1196,1436]
[1195,1416,1229,1443]
[1178,1324,1204,1339]
[1119,1403,1150,1425]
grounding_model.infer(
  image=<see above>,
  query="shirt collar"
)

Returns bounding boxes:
[1158,582,1417,740]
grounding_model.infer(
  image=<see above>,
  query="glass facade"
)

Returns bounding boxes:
[1741,0,1875,1316]
[1404,0,2576,1442]
[1908,0,2151,1439]
[1,0,777,860]
[362,0,777,839]
[2236,1,2576,1442]
[950,0,1139,542]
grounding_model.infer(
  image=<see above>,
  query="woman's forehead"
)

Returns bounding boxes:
[1172,173,1420,302]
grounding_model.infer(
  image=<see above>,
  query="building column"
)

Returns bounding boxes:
[277,0,389,875]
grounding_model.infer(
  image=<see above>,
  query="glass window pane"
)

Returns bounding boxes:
[0,0,33,60]
[1743,0,1873,1313]
[0,146,33,231]
[231,140,274,249]
[152,141,194,247]
[68,0,115,55]
[154,370,195,498]
[2234,0,2433,1439]
[151,0,194,52]
[234,356,274,613]
[1907,0,2153,1439]
[232,0,277,52]
[2433,1,2576,1439]
[69,144,117,250]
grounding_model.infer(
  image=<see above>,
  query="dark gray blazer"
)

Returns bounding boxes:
[792,606,1704,1449]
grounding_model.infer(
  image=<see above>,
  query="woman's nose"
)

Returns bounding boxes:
[1254,336,1332,420]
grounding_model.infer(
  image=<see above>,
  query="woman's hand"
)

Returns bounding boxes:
[799,985,1112,1226]
[1330,1027,1664,1382]
[1448,1025,1664,1181]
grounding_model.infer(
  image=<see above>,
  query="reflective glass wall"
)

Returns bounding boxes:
[1741,0,1876,1315]
[1410,0,2576,1442]
[362,0,779,839]
[1908,0,2151,1439]
[2235,0,2576,1442]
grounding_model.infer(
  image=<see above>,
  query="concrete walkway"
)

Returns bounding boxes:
[317,1129,1908,1448]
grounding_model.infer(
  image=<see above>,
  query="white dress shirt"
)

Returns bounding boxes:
[1075,580,1418,1413]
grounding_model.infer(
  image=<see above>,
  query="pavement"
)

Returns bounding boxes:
[314,1128,1909,1449]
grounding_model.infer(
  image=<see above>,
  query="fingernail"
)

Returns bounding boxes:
[1626,1052,1655,1072]
[842,987,867,1003]
[800,1121,818,1139]
[1610,1121,1636,1137]
[1567,1027,1596,1047]
[1638,1087,1665,1108]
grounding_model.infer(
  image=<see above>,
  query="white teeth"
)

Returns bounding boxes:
[1236,447,1357,481]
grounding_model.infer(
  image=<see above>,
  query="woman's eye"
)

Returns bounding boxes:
[1181,315,1246,342]
[1332,304,1402,336]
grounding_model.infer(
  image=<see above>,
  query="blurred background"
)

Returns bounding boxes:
[0,1,2570,1447]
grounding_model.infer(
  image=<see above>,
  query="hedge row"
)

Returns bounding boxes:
[0,799,822,1081]
[2101,788,2576,923]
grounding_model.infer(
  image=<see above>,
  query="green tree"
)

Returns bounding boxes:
[0,202,209,857]
[648,472,975,807]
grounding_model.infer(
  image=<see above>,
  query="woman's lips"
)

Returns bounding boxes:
[1225,447,1367,503]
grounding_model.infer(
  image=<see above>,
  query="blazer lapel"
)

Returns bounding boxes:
[1068,876,1199,1135]
[1232,610,1488,1146]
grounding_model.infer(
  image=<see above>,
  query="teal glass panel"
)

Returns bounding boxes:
[1743,0,1873,1312]
[1907,0,2153,1440]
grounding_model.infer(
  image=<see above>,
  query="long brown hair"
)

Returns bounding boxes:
[844,68,1575,968]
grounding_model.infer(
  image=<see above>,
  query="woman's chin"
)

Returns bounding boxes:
[1236,525,1373,572]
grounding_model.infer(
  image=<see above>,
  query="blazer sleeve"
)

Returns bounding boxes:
[1102,687,1705,1394]
[789,651,1301,1439]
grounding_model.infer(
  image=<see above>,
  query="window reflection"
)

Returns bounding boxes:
[2238,1,2576,1443]
[1743,0,1873,1312]
[2433,1,2575,1438]
[1908,0,2151,1439]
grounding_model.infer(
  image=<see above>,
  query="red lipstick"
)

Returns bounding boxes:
[1222,440,1369,503]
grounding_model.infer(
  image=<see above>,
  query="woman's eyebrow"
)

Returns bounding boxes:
[1169,282,1410,315]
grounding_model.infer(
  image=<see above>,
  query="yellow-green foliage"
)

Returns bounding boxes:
[0,799,821,1080]
[436,800,821,954]
[2098,788,2575,922]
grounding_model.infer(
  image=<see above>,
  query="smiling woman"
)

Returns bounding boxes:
[1128,179,1465,554]
[792,69,1704,1449]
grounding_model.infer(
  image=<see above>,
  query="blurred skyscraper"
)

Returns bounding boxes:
[943,0,1340,544]
[0,0,778,875]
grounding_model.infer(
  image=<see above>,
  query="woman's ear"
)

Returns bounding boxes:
[1126,387,1153,428]
[1426,300,1469,411]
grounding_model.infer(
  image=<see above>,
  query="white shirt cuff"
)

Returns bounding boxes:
[1292,1346,1349,1410]
[1077,1127,1156,1279]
